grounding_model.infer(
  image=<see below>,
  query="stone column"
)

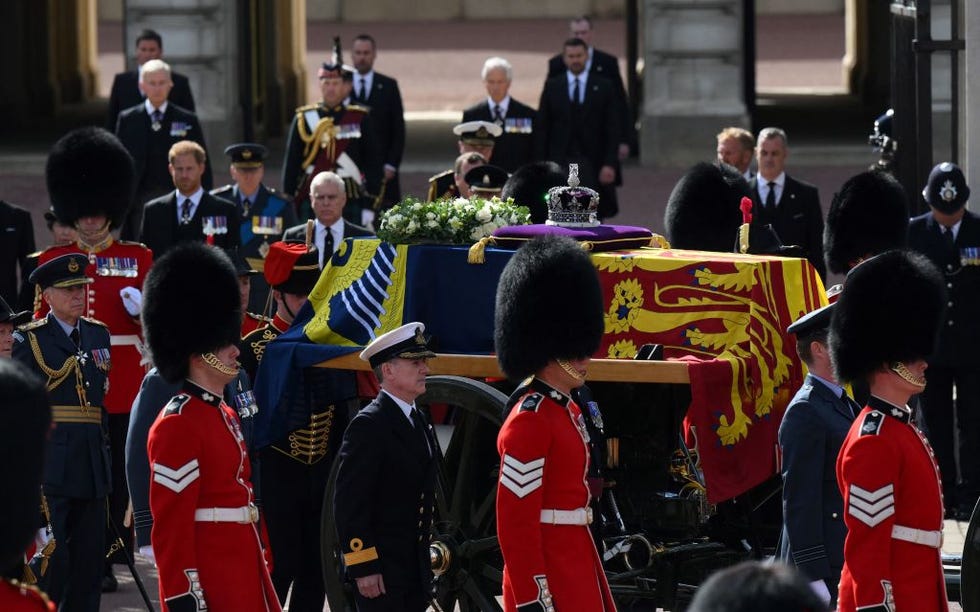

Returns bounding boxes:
[640,1,748,166]
[124,0,240,154]
[960,0,977,184]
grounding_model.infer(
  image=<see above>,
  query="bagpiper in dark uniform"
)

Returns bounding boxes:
[13,253,112,611]
[494,235,616,612]
[831,250,949,611]
[0,358,55,612]
[334,322,439,611]
[426,121,501,202]
[908,162,980,519]
[143,242,279,612]
[246,240,355,612]
[282,38,381,225]
[213,143,297,314]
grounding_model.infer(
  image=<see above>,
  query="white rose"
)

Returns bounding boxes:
[426,212,437,220]
[476,207,492,223]
[407,220,418,231]
[412,202,423,211]
[426,220,439,228]
[470,228,484,241]
[453,198,469,207]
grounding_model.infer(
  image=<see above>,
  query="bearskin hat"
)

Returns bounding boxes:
[665,162,749,252]
[0,359,51,572]
[142,242,242,383]
[829,250,945,384]
[824,170,909,275]
[494,235,604,380]
[46,127,135,230]
[501,161,566,224]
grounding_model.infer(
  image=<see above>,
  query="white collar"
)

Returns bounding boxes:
[382,389,415,424]
[566,70,587,86]
[759,172,786,188]
[175,187,204,205]
[144,99,168,116]
[487,96,511,114]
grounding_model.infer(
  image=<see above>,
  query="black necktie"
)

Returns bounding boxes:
[943,226,956,251]
[70,328,80,348]
[572,78,581,105]
[181,199,192,224]
[357,77,365,101]
[320,228,334,267]
[411,408,432,456]
[151,109,163,123]
[493,104,503,122]
[765,182,777,208]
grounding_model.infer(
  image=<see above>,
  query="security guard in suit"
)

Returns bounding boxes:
[427,121,501,202]
[777,303,858,608]
[13,253,112,611]
[334,323,438,611]
[908,162,980,519]
[213,144,298,315]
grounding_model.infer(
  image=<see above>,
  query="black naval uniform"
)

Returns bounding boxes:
[281,102,381,223]
[245,315,354,611]
[909,209,980,512]
[13,314,112,611]
[333,392,437,611]
[211,183,297,314]
[426,171,458,203]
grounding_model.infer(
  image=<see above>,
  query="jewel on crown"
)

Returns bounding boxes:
[545,163,600,227]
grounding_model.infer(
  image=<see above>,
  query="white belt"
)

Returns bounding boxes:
[540,507,592,525]
[110,335,141,346]
[891,524,942,548]
[194,504,259,524]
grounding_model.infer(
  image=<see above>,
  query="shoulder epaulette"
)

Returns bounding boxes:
[428,169,453,183]
[163,394,191,416]
[210,185,234,195]
[17,318,46,332]
[518,393,544,413]
[295,103,320,113]
[245,312,272,324]
[859,410,885,437]
[116,239,150,248]
[81,316,109,329]
[27,250,43,259]
[345,104,369,114]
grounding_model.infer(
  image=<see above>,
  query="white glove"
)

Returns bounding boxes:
[120,287,142,317]
[361,209,376,231]
[808,579,831,606]
[138,545,155,564]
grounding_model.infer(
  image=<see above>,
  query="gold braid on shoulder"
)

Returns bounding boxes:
[297,112,337,170]
[27,331,88,408]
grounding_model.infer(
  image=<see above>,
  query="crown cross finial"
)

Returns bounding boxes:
[567,163,580,188]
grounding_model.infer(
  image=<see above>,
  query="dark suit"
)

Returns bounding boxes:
[909,209,980,508]
[749,175,826,280]
[777,374,857,605]
[13,315,112,610]
[535,73,621,218]
[211,183,297,313]
[0,199,35,308]
[548,47,629,146]
[138,191,239,260]
[283,219,374,266]
[105,69,196,131]
[115,102,213,239]
[462,98,536,174]
[355,72,406,208]
[334,392,436,611]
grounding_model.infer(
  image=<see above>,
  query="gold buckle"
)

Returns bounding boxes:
[248,504,259,523]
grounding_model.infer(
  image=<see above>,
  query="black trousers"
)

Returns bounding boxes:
[106,413,133,565]
[260,446,332,612]
[919,364,980,505]
[354,585,428,611]
[42,495,105,611]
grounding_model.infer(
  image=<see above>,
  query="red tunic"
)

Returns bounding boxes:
[37,239,153,414]
[0,580,54,612]
[148,381,280,612]
[496,378,616,612]
[836,396,947,611]
[240,312,271,339]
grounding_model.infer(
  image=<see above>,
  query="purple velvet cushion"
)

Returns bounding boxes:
[491,224,656,252]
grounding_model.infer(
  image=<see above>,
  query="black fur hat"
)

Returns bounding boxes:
[501,161,566,224]
[829,250,945,384]
[46,127,135,230]
[142,242,242,383]
[494,235,604,380]
[665,162,749,252]
[0,359,51,573]
[824,170,909,275]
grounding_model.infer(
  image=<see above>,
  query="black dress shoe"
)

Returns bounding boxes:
[102,570,118,593]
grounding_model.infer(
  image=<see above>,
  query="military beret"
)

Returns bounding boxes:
[29,253,92,290]
[359,322,436,369]
[264,241,320,295]
[224,143,267,168]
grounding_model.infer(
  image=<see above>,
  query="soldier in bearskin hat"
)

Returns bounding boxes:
[823,170,909,298]
[664,162,749,253]
[830,250,948,611]
[494,235,615,612]
[0,359,54,611]
[501,161,566,225]
[908,162,980,519]
[37,126,155,590]
[142,242,280,611]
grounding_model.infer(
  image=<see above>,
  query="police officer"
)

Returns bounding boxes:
[142,242,280,611]
[777,303,858,608]
[427,121,501,202]
[494,235,615,612]
[908,162,980,519]
[13,253,112,611]
[282,38,381,226]
[333,322,438,611]
[213,143,297,314]
[831,250,948,611]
